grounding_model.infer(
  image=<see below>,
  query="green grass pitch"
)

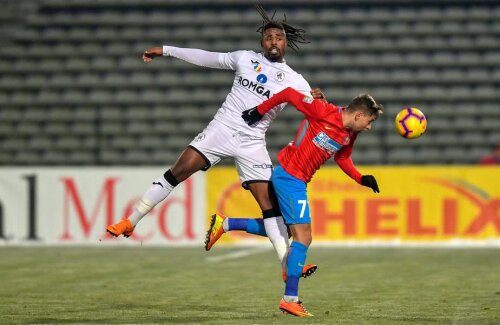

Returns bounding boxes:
[1,246,499,324]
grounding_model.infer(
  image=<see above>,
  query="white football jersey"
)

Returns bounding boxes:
[214,50,311,137]
[163,47,311,138]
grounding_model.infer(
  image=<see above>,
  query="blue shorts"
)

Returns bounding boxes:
[271,165,311,225]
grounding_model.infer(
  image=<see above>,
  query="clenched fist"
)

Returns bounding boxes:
[142,47,163,62]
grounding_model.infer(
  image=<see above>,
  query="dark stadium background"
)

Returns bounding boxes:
[0,0,498,166]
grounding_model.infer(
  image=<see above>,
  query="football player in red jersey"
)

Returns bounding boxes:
[241,87,383,317]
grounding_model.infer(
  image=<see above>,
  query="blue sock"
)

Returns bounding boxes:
[227,218,247,231]
[246,219,267,237]
[285,241,308,298]
[227,218,267,237]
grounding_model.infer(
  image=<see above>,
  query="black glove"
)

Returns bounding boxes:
[241,107,263,126]
[361,175,380,193]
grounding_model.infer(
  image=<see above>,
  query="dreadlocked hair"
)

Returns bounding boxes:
[254,1,309,52]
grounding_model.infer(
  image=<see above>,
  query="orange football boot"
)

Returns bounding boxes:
[279,298,312,317]
[204,213,226,251]
[282,264,318,282]
[106,219,135,238]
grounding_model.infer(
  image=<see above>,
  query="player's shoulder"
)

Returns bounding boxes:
[282,62,301,75]
[286,74,310,94]
[281,65,310,90]
[322,103,344,120]
[294,73,310,89]
[231,50,262,64]
[224,50,259,69]
[282,62,309,81]
[330,104,344,114]
[226,49,256,60]
[232,50,258,58]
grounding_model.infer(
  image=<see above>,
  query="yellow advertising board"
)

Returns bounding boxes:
[206,166,499,244]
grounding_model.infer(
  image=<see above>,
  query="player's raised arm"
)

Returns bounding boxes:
[242,87,322,125]
[333,139,362,184]
[258,87,313,115]
[142,45,242,70]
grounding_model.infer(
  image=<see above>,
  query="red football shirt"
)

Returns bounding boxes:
[257,87,362,183]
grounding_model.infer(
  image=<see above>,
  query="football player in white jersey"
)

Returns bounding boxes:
[106,4,323,280]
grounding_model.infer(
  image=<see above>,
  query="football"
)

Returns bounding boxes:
[394,108,427,139]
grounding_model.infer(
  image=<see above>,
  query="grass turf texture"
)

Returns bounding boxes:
[1,247,499,324]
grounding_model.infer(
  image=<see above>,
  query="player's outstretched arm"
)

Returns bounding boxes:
[143,47,163,62]
[334,143,380,193]
[334,139,362,183]
[143,45,241,70]
[143,45,240,69]
[242,87,308,125]
[256,87,311,116]
[336,156,379,193]
[242,87,323,126]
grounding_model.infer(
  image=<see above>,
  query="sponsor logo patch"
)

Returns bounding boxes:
[256,73,268,84]
[252,163,273,169]
[302,96,314,104]
[312,132,342,155]
[251,60,262,72]
[152,182,164,188]
[237,77,272,99]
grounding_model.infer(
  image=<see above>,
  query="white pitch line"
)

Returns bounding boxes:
[206,246,272,263]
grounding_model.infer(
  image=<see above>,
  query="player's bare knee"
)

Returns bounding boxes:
[302,226,312,247]
[291,225,312,247]
[304,235,312,247]
[296,233,312,247]
[294,236,311,247]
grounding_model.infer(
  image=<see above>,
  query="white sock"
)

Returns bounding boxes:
[222,218,229,232]
[129,175,175,226]
[264,216,290,271]
[284,295,299,303]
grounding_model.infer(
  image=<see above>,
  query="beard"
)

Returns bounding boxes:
[265,47,283,62]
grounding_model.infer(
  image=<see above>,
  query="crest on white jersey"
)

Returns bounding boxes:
[275,71,286,82]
